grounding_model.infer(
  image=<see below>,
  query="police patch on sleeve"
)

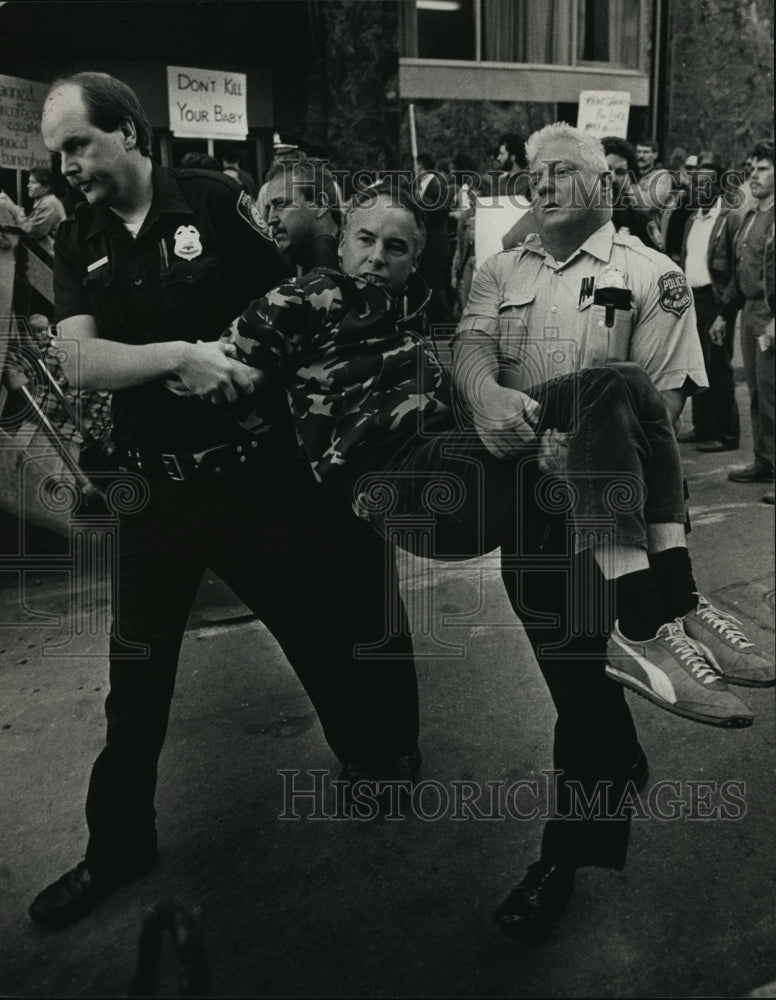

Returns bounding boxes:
[658,271,692,316]
[236,189,272,240]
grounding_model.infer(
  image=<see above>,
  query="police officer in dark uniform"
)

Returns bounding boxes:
[29,72,420,929]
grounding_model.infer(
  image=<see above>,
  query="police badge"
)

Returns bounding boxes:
[173,225,203,261]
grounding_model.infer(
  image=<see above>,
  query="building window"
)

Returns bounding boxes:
[401,0,476,60]
[481,0,573,64]
[419,0,475,60]
[578,0,641,67]
[400,0,647,69]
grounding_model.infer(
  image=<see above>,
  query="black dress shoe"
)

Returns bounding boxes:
[677,428,699,443]
[728,464,774,483]
[29,859,156,929]
[493,859,576,942]
[696,439,726,453]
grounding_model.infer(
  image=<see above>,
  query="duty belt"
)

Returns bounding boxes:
[124,440,264,482]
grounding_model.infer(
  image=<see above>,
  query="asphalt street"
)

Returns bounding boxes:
[0,380,774,998]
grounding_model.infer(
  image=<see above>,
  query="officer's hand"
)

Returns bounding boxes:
[471,383,539,459]
[218,342,265,398]
[708,315,727,346]
[537,429,569,475]
[175,340,259,405]
[162,376,194,397]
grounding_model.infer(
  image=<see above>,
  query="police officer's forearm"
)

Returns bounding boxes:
[62,335,193,391]
[453,331,501,406]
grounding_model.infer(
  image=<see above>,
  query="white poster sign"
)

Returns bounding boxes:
[0,73,50,171]
[474,195,531,270]
[577,91,631,139]
[167,66,248,140]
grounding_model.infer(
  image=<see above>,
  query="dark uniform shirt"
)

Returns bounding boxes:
[53,161,293,452]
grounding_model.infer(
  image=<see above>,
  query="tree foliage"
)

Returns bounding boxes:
[667,0,773,167]
[317,0,401,172]
[398,99,557,172]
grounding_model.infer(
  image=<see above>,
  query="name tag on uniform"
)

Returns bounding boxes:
[87,256,109,273]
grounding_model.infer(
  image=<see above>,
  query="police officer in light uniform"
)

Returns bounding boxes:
[455,123,708,942]
[29,72,420,930]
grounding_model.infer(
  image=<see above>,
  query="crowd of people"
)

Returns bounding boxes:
[2,72,773,949]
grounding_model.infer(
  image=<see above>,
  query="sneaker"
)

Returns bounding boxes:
[606,620,754,728]
[684,596,775,688]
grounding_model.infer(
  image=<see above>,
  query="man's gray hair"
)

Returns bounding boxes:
[526,123,609,174]
[342,177,427,255]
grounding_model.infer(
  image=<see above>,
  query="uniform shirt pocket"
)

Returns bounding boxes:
[159,255,220,288]
[582,299,634,368]
[496,292,535,350]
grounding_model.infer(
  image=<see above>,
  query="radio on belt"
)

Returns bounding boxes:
[593,265,633,328]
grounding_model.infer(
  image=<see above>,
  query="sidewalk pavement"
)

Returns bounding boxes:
[0,381,773,998]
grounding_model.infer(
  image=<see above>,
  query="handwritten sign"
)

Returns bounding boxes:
[577,91,631,139]
[167,66,248,140]
[0,73,50,171]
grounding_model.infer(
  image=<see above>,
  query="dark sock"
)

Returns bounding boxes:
[648,546,698,618]
[616,568,671,641]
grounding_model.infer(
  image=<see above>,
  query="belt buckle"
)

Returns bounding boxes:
[161,453,185,482]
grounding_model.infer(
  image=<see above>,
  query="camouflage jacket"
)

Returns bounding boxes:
[223,268,451,484]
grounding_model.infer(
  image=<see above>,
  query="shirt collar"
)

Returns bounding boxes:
[85,161,193,240]
[694,196,723,222]
[522,221,615,267]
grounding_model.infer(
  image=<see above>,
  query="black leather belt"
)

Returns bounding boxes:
[123,440,263,482]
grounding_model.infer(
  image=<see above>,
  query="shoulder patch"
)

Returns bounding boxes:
[236,190,272,240]
[658,270,692,317]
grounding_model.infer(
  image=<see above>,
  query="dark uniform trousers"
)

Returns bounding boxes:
[49,165,421,880]
[501,518,638,870]
[85,457,418,879]
[690,284,740,447]
[361,363,671,870]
